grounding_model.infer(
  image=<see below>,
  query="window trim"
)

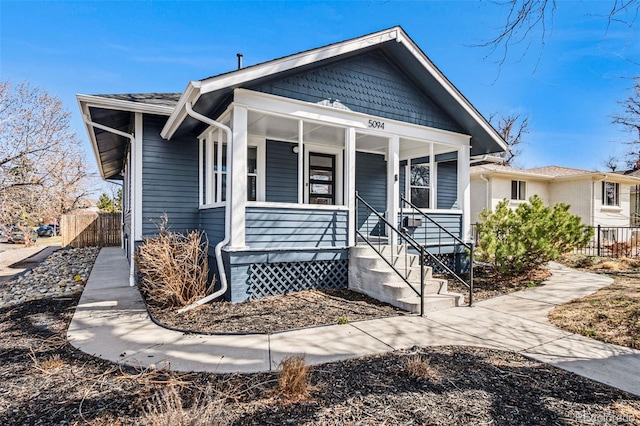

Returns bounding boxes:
[511,180,526,201]
[602,181,620,207]
[199,130,265,206]
[409,162,432,209]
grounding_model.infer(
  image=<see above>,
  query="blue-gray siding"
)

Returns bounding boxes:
[245,207,348,248]
[437,161,458,209]
[250,52,462,133]
[356,152,386,231]
[199,207,226,251]
[266,140,298,203]
[399,212,462,253]
[141,115,199,235]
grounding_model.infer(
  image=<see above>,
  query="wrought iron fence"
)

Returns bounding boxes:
[473,223,640,259]
[574,225,640,258]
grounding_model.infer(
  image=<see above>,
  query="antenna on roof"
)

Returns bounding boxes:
[237,53,243,70]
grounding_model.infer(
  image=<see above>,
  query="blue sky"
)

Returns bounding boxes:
[1,0,639,174]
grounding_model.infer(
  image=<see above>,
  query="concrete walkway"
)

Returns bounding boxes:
[68,247,640,397]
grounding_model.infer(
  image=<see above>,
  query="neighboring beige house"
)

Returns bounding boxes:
[470,164,640,229]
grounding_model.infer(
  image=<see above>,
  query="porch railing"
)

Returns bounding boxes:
[355,193,429,315]
[400,194,474,306]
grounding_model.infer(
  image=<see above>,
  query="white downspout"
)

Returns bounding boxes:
[177,102,231,313]
[82,115,137,287]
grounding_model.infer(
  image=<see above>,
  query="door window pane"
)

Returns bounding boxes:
[309,153,335,205]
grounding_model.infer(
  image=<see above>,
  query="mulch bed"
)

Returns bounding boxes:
[144,288,406,334]
[449,266,552,303]
[1,294,640,425]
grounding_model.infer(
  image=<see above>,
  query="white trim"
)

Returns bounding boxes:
[346,128,357,246]
[77,94,174,116]
[230,106,248,248]
[298,120,304,204]
[387,135,400,238]
[246,201,349,211]
[429,144,436,209]
[457,145,471,241]
[216,129,223,202]
[133,113,143,241]
[199,202,227,210]
[247,136,266,201]
[225,245,350,253]
[198,138,203,206]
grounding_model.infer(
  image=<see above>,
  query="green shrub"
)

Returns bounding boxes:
[476,195,593,276]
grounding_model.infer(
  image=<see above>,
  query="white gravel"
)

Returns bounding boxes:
[0,247,100,307]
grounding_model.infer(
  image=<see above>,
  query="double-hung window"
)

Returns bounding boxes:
[200,133,262,205]
[410,164,430,208]
[511,180,526,201]
[603,182,619,206]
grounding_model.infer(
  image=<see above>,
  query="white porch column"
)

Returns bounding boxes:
[387,136,400,237]
[298,120,304,204]
[230,106,248,248]
[346,127,356,246]
[458,145,471,241]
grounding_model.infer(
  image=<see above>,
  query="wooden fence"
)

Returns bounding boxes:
[62,213,121,248]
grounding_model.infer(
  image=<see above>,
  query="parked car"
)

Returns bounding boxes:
[37,225,54,237]
[47,224,60,235]
[8,228,38,244]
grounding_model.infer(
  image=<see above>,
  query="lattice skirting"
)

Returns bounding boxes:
[424,253,457,274]
[247,259,348,300]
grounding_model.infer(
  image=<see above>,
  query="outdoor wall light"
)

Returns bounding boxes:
[292,146,300,154]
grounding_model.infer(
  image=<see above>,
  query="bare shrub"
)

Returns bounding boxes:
[141,385,232,426]
[277,355,310,400]
[135,215,209,309]
[600,261,621,271]
[405,354,437,379]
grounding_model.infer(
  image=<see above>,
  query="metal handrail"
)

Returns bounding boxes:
[356,193,427,315]
[399,194,474,306]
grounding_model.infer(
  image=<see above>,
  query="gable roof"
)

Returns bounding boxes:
[161,26,507,156]
[471,164,640,184]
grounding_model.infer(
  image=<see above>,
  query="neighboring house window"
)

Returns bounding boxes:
[602,182,619,206]
[511,180,526,201]
[410,164,430,208]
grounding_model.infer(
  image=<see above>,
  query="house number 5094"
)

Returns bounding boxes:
[368,119,385,129]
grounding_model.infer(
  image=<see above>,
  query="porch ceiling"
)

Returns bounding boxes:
[247,111,460,158]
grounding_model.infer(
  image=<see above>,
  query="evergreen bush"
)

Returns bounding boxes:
[476,195,593,275]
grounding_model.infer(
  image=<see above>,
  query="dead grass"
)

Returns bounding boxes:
[141,385,232,426]
[277,355,310,401]
[135,215,209,309]
[405,354,438,380]
[549,274,640,349]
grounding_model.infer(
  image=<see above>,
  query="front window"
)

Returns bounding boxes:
[247,146,257,202]
[410,164,430,208]
[200,134,262,205]
[511,180,526,201]
[603,182,619,206]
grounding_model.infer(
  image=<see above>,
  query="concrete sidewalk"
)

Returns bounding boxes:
[68,247,640,397]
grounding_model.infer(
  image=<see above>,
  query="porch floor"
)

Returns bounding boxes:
[67,247,640,397]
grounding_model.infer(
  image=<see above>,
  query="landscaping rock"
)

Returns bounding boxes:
[0,247,100,308]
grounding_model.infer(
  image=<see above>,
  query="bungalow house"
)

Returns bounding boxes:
[470,164,640,246]
[78,27,507,313]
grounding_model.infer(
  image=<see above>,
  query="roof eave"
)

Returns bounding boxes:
[160,81,202,139]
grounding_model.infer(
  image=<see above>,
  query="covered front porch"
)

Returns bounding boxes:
[196,89,470,301]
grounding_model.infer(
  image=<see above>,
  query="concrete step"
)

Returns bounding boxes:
[396,293,464,314]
